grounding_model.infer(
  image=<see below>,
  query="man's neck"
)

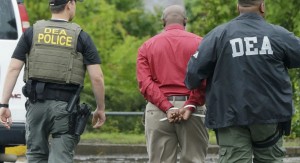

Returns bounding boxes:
[238,6,263,17]
[51,14,69,22]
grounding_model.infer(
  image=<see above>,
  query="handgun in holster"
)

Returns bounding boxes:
[74,103,92,136]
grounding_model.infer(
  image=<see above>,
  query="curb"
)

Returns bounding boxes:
[75,144,300,157]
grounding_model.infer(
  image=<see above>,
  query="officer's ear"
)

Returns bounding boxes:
[259,2,265,14]
[66,0,74,10]
[259,2,265,17]
[237,4,240,13]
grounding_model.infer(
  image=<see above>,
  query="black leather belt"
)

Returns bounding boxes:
[167,96,189,101]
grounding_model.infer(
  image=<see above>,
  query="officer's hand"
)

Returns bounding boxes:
[0,108,12,129]
[179,107,193,120]
[92,109,106,129]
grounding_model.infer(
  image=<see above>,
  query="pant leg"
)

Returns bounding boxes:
[176,104,209,163]
[217,126,253,163]
[49,134,79,163]
[26,101,51,163]
[48,100,79,163]
[249,123,286,163]
[145,102,178,163]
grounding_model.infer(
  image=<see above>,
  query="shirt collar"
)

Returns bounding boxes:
[235,12,264,21]
[164,24,185,31]
[50,19,68,22]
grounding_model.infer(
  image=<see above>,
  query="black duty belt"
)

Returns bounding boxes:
[24,80,78,103]
[167,96,189,101]
[43,88,75,102]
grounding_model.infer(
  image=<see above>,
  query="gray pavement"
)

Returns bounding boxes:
[73,143,300,163]
[75,143,300,157]
[10,144,300,163]
[12,155,300,163]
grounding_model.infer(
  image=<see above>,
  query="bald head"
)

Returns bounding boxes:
[238,0,265,16]
[162,5,187,26]
[238,0,263,7]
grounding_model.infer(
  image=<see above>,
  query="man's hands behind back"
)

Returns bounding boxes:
[166,107,193,123]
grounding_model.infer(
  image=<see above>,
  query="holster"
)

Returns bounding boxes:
[74,103,91,136]
[281,120,291,136]
[252,121,291,148]
[68,106,78,135]
[22,80,37,103]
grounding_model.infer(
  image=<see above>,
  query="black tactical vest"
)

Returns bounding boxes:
[24,20,85,85]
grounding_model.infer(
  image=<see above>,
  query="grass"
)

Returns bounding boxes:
[284,137,300,147]
[81,131,300,147]
[80,131,218,145]
[80,132,146,144]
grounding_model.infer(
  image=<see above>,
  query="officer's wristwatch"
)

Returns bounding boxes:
[0,103,9,108]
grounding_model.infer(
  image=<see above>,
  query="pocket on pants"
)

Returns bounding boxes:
[272,143,286,158]
[218,148,228,163]
[52,102,70,134]
[145,103,164,119]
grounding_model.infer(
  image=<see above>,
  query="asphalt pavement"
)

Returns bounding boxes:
[9,144,300,163]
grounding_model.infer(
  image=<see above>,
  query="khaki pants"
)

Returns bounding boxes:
[25,100,79,163]
[145,101,209,163]
[217,124,286,163]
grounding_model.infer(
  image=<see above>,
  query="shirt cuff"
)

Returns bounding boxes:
[184,101,200,107]
[159,100,174,112]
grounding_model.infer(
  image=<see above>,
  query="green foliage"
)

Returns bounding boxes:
[105,0,143,12]
[289,70,300,137]
[104,36,148,112]
[121,9,161,38]
[185,0,236,36]
[24,0,49,24]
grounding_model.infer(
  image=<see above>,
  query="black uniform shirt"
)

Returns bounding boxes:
[185,13,300,129]
[12,20,101,65]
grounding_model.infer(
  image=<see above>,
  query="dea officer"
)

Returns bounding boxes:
[185,0,300,162]
[0,0,106,162]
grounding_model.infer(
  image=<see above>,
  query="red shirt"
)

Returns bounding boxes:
[137,24,206,112]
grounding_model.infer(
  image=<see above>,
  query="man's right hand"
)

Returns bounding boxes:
[178,107,193,120]
[0,108,12,129]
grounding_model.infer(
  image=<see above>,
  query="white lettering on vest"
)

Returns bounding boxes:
[230,36,273,57]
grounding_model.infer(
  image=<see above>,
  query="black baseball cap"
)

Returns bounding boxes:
[49,0,83,6]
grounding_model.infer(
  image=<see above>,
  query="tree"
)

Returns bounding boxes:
[185,0,236,36]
